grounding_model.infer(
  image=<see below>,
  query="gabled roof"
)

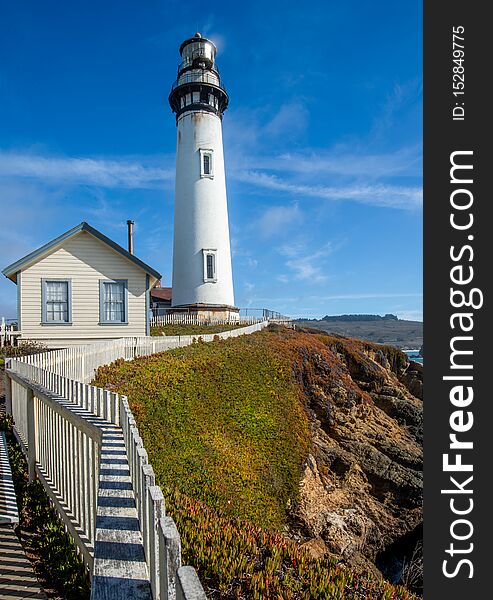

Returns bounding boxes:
[2,221,162,283]
[150,287,172,301]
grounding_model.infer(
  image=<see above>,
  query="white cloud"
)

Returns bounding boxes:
[237,170,422,210]
[268,144,422,178]
[371,79,422,140]
[264,102,309,138]
[0,150,173,189]
[0,146,422,211]
[279,242,333,283]
[309,292,423,301]
[256,203,302,237]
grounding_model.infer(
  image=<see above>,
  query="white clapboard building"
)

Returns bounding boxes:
[2,222,161,347]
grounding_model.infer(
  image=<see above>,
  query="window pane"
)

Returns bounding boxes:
[203,154,211,175]
[206,254,214,279]
[45,281,69,322]
[103,282,125,322]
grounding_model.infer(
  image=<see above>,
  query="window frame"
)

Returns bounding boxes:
[99,279,129,325]
[200,149,214,178]
[202,249,217,283]
[41,278,72,325]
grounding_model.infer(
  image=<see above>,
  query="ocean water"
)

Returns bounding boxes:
[404,350,423,364]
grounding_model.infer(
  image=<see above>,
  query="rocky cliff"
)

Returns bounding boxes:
[94,324,422,597]
[282,327,423,586]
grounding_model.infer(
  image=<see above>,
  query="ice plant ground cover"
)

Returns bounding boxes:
[93,326,419,599]
[150,323,241,337]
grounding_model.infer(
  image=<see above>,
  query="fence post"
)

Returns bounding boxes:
[26,387,36,482]
[4,367,12,414]
[159,516,182,600]
[148,485,165,598]
[176,566,206,600]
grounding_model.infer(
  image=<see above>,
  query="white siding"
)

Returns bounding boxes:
[20,231,152,347]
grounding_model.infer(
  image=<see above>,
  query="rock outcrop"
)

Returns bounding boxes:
[284,328,423,582]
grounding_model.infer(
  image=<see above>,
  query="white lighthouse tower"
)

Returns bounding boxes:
[168,33,238,320]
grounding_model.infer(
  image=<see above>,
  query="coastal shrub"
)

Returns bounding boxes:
[0,340,49,359]
[93,327,417,598]
[150,323,240,336]
[95,331,312,528]
[169,488,416,598]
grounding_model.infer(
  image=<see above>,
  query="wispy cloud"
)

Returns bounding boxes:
[0,146,421,210]
[0,151,173,189]
[278,242,333,283]
[237,170,422,210]
[264,102,309,139]
[258,144,422,178]
[371,79,422,141]
[309,292,423,301]
[256,203,302,238]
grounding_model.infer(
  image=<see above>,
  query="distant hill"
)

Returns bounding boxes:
[300,313,399,323]
[296,315,423,349]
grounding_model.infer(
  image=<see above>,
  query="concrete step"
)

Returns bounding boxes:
[0,525,47,599]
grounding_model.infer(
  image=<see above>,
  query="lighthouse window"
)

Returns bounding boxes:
[203,249,217,282]
[192,91,200,103]
[200,149,214,178]
[206,254,214,279]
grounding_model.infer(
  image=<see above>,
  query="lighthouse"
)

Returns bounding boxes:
[168,33,238,320]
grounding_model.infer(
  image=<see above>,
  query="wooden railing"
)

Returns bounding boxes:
[4,321,270,599]
[1,318,21,347]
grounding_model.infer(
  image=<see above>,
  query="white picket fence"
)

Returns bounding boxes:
[4,321,269,599]
[0,318,21,347]
[150,314,263,327]
[18,321,269,384]
[150,311,292,328]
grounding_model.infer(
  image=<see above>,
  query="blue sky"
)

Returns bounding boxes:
[0,0,422,320]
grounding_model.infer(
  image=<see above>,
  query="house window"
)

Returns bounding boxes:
[202,249,217,282]
[200,149,214,178]
[42,279,71,324]
[100,280,128,324]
